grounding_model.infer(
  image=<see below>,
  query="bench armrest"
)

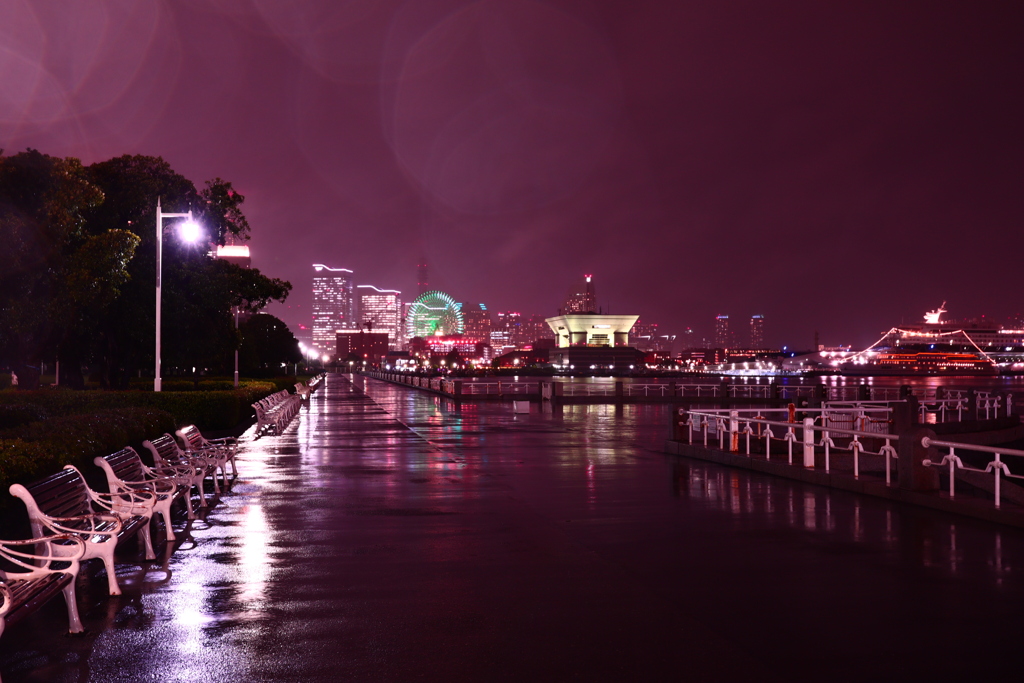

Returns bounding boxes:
[43,513,123,538]
[110,478,177,495]
[0,535,87,578]
[89,489,157,517]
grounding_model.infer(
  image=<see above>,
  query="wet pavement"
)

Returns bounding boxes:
[3,373,1024,681]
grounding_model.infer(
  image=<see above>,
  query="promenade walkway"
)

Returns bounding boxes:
[2,374,1023,681]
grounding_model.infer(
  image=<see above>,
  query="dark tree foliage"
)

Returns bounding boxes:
[0,149,133,388]
[0,151,291,388]
[238,314,302,375]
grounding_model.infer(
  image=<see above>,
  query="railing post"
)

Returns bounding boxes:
[802,417,815,468]
[898,428,939,492]
[729,410,739,452]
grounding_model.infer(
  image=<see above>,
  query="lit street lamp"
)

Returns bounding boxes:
[155,198,201,392]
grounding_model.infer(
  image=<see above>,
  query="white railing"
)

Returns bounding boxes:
[922,437,1024,509]
[677,384,722,398]
[917,398,967,423]
[459,382,537,395]
[681,407,901,484]
[624,383,675,397]
[562,383,616,397]
[777,386,816,399]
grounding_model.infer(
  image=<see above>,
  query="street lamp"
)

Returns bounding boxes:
[154,198,201,392]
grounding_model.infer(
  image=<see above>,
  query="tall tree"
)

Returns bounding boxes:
[85,155,291,386]
[238,313,301,375]
[0,150,128,388]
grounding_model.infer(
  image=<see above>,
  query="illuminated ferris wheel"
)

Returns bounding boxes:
[405,290,465,339]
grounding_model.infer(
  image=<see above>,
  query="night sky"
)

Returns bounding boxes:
[4,0,1022,349]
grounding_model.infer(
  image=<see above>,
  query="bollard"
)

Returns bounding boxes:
[891,396,919,433]
[802,417,815,468]
[898,427,939,491]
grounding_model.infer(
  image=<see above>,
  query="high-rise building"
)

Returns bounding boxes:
[460,303,492,342]
[497,311,529,348]
[750,314,765,348]
[357,285,402,349]
[678,327,695,350]
[563,274,597,314]
[416,256,429,297]
[523,314,555,345]
[214,244,251,269]
[631,321,676,353]
[312,264,355,355]
[714,315,730,348]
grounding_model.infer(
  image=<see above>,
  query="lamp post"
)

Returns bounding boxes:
[155,198,201,392]
[233,306,240,388]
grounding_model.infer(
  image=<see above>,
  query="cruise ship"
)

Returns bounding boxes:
[822,304,1024,376]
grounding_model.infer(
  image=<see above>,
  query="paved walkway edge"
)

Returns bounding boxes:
[665,439,1024,530]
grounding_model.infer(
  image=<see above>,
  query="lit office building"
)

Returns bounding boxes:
[357,285,402,349]
[312,264,355,355]
[497,311,528,348]
[214,244,251,269]
[750,314,765,348]
[714,315,731,348]
[563,274,597,314]
[523,314,555,345]
[460,303,492,342]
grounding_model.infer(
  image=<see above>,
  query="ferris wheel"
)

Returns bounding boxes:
[405,290,465,339]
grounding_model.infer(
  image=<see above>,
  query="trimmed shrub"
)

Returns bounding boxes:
[0,403,48,430]
[0,407,177,494]
[0,382,279,497]
[0,383,277,429]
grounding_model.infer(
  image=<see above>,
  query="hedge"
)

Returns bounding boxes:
[0,381,281,498]
[0,382,277,430]
[0,407,177,482]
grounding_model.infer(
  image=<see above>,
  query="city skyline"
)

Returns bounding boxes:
[4,2,1022,350]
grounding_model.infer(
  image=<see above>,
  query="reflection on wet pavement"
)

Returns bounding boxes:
[2,374,1023,681]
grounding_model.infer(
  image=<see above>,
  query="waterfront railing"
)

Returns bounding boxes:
[680,405,1024,509]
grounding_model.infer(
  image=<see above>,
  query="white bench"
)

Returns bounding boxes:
[143,434,217,504]
[95,447,195,540]
[253,390,301,435]
[175,424,236,482]
[0,534,87,635]
[9,467,157,595]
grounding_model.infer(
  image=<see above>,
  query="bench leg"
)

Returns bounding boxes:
[62,579,84,633]
[159,502,176,542]
[101,550,121,595]
[140,520,156,561]
[230,455,238,477]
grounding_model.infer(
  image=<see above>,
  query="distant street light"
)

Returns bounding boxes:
[155,198,202,392]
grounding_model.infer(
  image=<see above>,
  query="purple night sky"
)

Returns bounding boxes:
[3,0,1022,349]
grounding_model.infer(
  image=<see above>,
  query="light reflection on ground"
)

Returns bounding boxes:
[2,374,1023,681]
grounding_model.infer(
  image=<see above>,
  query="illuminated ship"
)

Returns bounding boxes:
[821,304,1024,376]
